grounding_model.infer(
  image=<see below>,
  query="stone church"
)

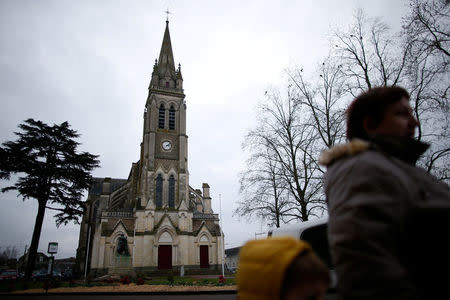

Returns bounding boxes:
[76,20,223,276]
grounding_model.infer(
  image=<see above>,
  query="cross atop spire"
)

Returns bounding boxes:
[165,9,171,22]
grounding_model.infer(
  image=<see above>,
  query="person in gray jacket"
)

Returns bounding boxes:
[320,86,449,299]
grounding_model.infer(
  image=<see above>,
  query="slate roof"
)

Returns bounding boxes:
[193,220,221,236]
[101,218,135,236]
[89,177,128,195]
[225,247,241,257]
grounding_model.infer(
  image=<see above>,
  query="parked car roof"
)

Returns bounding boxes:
[267,216,328,238]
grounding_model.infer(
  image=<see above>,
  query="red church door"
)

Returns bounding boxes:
[158,245,172,269]
[200,245,209,268]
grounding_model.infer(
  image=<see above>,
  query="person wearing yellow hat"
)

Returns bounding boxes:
[237,236,330,300]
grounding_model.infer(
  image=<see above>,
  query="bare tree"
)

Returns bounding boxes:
[235,141,289,228]
[287,56,348,150]
[236,4,449,226]
[333,9,408,96]
[402,0,450,181]
[0,246,19,269]
[404,54,449,180]
[236,58,349,225]
[333,6,449,181]
[404,0,450,59]
[0,246,18,261]
[236,88,326,223]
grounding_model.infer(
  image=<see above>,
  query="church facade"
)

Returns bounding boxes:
[76,21,223,276]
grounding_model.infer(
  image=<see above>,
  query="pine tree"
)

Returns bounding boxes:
[0,119,100,279]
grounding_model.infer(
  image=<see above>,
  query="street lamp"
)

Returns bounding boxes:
[219,193,224,277]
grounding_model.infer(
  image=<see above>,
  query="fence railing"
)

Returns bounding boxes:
[102,211,134,218]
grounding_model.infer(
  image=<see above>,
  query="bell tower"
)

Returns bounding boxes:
[138,20,188,211]
[77,18,224,277]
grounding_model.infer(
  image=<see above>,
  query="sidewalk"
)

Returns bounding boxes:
[9,284,237,294]
[189,274,234,279]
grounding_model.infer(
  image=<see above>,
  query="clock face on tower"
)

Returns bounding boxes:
[162,140,172,151]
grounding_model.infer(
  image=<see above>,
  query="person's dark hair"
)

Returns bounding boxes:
[346,86,410,140]
[280,250,330,299]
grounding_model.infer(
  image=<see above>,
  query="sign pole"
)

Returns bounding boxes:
[47,242,58,277]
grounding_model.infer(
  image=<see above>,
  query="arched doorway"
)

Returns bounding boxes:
[158,245,172,269]
[200,245,209,268]
[199,235,209,268]
[158,231,173,269]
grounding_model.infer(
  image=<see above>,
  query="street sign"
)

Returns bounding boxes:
[48,242,58,254]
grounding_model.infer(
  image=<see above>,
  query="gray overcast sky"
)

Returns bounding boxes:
[0,0,408,259]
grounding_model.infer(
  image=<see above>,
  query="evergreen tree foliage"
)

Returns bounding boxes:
[0,118,100,279]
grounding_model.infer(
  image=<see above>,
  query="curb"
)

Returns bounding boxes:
[1,290,237,296]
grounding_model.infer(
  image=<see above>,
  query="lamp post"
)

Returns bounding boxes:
[84,225,91,280]
[219,193,224,277]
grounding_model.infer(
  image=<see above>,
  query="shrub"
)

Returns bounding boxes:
[43,280,50,293]
[6,281,16,292]
[19,281,29,291]
[218,275,225,284]
[50,279,61,288]
[86,274,93,284]
[104,278,114,284]
[136,277,145,285]
[120,275,131,284]
[167,271,174,285]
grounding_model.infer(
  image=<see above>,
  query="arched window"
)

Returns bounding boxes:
[156,174,163,207]
[158,104,165,129]
[168,175,175,208]
[169,106,175,130]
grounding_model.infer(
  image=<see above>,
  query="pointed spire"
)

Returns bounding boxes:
[157,20,176,78]
[152,59,158,72]
[177,63,183,80]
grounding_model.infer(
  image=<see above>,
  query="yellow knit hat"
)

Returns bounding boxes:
[236,236,312,300]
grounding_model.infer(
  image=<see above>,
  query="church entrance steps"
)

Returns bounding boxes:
[185,269,221,276]
[108,268,135,276]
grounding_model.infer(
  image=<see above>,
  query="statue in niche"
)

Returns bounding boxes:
[116,234,130,256]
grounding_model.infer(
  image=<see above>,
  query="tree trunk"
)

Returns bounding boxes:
[25,200,46,279]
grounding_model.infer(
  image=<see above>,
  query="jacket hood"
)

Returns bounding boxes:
[319,136,429,167]
[319,139,369,167]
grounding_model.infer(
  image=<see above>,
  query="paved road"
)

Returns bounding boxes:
[1,291,343,300]
[2,294,237,300]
